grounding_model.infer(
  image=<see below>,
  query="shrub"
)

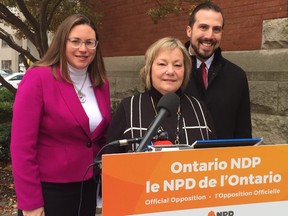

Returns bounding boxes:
[0,89,14,162]
[0,88,14,103]
[0,122,11,162]
[0,89,14,124]
[111,99,120,114]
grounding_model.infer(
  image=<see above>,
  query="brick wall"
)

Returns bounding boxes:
[218,0,288,51]
[96,0,188,57]
[96,0,288,57]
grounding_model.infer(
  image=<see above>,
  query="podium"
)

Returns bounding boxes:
[102,144,288,215]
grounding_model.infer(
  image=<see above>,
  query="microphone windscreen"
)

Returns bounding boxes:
[153,140,173,146]
[156,92,180,117]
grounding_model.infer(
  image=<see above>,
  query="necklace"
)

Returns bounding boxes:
[74,73,88,103]
[150,96,181,144]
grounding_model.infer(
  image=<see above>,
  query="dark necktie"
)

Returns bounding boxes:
[201,62,207,88]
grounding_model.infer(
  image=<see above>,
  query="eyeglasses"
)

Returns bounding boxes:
[67,38,98,49]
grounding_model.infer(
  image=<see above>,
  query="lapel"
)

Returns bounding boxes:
[55,69,91,138]
[55,68,110,140]
[90,83,110,138]
[191,57,206,97]
[207,48,224,85]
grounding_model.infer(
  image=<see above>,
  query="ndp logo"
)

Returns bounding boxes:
[208,210,234,216]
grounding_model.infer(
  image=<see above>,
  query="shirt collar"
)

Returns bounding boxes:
[196,55,214,70]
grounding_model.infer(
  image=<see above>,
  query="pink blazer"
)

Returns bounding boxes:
[10,66,111,210]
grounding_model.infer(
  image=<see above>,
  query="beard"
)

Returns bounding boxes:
[191,39,217,61]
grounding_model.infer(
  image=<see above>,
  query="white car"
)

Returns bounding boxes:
[4,72,25,88]
[0,69,9,78]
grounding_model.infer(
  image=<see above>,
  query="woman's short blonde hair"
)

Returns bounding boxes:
[140,37,192,90]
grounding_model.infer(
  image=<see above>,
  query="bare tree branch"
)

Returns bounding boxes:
[46,0,63,27]
[15,0,39,31]
[39,0,50,54]
[19,53,30,69]
[0,28,38,62]
[0,3,36,44]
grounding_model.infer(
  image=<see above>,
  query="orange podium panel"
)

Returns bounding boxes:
[102,144,288,216]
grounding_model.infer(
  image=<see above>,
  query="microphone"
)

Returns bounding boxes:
[136,92,180,152]
[108,137,143,146]
[94,137,143,169]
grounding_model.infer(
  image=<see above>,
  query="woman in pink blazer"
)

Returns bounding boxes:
[10,14,111,216]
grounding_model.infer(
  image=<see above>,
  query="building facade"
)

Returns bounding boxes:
[0,15,38,73]
[0,23,20,73]
[95,0,288,144]
[96,0,288,56]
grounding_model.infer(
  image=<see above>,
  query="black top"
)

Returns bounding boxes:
[107,87,216,153]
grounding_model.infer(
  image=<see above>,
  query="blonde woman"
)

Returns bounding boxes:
[108,37,215,153]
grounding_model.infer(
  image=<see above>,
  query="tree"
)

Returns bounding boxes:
[0,0,103,94]
[147,0,210,24]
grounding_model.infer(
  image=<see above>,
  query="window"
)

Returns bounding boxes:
[1,60,12,70]
[1,39,8,48]
[9,74,24,81]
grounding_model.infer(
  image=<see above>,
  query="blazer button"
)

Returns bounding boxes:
[86,142,92,148]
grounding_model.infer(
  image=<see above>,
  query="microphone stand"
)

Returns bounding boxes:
[94,138,143,170]
[136,109,168,152]
[136,92,180,152]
